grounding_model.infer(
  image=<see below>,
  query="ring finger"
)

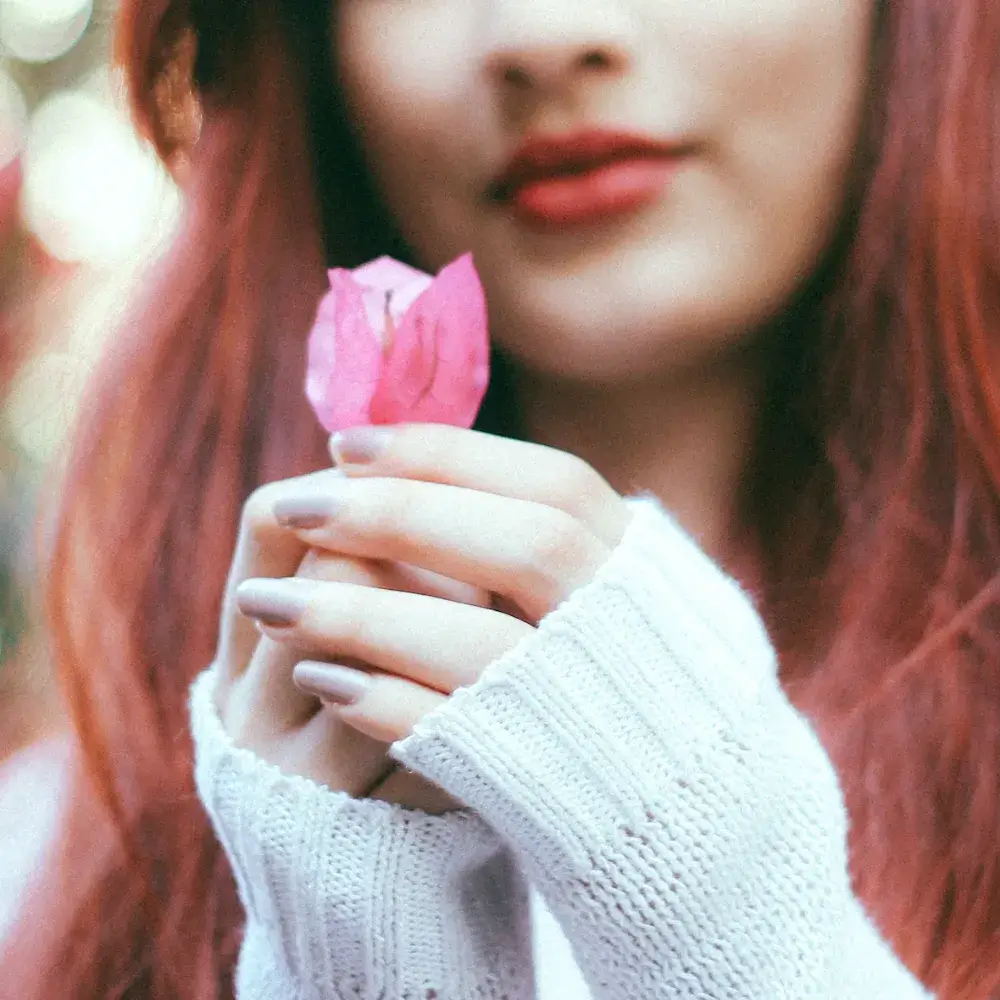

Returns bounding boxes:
[239,576,533,694]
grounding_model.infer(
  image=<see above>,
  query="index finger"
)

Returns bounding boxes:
[329,424,630,547]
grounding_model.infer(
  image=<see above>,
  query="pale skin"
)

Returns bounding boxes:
[217,426,631,810]
[215,0,873,809]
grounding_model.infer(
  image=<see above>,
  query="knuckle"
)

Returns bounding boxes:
[338,592,372,653]
[298,549,373,586]
[550,453,608,516]
[306,581,364,647]
[359,481,408,542]
[525,511,592,584]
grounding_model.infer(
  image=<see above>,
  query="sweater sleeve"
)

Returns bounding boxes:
[392,494,932,1000]
[189,668,534,1000]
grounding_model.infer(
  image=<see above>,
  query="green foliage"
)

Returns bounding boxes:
[0,558,26,667]
[0,431,32,670]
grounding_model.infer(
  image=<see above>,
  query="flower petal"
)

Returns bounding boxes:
[352,255,431,296]
[369,253,489,428]
[306,270,383,433]
[350,256,434,347]
[354,256,433,327]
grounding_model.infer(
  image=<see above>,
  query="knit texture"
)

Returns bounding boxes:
[191,493,932,999]
[393,494,931,999]
[190,670,534,1000]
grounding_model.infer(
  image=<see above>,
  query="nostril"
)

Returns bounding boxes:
[493,44,625,91]
[579,49,612,71]
[502,65,534,89]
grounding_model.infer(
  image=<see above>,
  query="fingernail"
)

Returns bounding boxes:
[330,426,393,466]
[293,661,372,706]
[272,492,344,530]
[236,579,310,628]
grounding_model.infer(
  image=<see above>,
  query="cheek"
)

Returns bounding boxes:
[337,2,478,263]
[696,0,873,249]
[623,0,874,348]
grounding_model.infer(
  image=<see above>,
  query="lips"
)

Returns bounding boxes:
[488,129,690,227]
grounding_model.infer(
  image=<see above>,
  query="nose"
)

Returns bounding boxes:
[482,0,635,97]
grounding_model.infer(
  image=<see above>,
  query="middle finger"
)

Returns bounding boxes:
[267,477,611,623]
[238,577,534,693]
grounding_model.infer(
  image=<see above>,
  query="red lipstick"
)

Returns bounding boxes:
[489,129,689,228]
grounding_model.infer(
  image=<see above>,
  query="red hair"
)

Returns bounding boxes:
[5,0,1000,996]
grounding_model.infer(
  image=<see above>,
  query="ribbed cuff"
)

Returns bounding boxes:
[191,669,532,1000]
[391,496,868,996]
[392,495,813,857]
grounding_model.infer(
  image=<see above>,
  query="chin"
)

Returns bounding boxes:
[498,322,689,386]
[492,290,758,386]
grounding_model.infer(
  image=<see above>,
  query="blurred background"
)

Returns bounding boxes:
[0,0,181,763]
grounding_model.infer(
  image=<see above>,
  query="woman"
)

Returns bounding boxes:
[4,0,1000,996]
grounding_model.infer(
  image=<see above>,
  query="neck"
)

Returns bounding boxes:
[510,349,764,568]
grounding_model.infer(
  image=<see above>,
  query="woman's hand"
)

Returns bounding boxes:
[213,466,501,811]
[219,423,630,794]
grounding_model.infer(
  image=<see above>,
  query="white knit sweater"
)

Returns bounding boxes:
[190,494,932,1000]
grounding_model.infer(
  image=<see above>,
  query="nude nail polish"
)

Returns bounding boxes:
[293,661,372,706]
[272,493,344,530]
[236,580,309,627]
[330,426,393,466]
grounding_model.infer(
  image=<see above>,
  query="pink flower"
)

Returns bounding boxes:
[306,253,490,433]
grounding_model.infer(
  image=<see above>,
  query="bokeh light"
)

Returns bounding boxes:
[0,70,27,169]
[0,0,94,64]
[20,89,181,267]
